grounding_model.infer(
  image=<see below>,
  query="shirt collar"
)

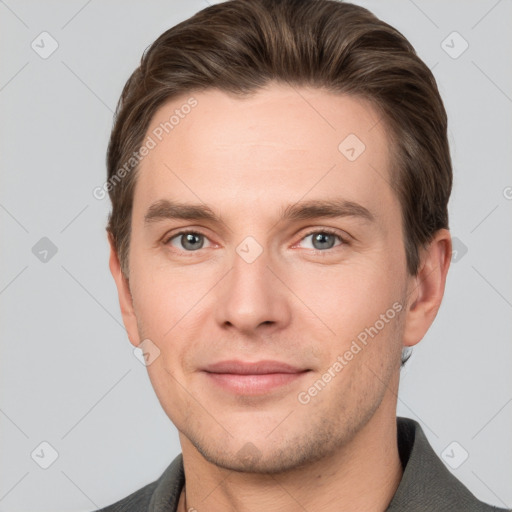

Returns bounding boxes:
[146,416,496,511]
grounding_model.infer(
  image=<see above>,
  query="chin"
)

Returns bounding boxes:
[188,428,338,475]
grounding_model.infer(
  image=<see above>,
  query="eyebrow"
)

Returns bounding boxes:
[144,198,375,225]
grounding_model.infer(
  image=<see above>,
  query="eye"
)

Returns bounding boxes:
[165,231,212,252]
[298,229,347,251]
[163,229,347,254]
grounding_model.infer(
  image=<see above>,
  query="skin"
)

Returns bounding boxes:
[109,83,452,512]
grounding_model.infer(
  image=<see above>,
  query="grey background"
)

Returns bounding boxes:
[1,0,511,510]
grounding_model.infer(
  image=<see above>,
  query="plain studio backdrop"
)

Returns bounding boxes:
[0,1,511,510]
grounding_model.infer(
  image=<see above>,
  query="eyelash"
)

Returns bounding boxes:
[163,228,348,255]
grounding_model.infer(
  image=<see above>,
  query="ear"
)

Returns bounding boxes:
[108,233,140,348]
[402,229,452,347]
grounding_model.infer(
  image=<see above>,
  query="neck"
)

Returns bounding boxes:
[178,405,402,512]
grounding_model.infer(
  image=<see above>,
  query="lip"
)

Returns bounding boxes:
[202,360,310,395]
[203,360,305,374]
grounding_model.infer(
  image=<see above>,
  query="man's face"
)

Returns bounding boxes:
[123,84,411,472]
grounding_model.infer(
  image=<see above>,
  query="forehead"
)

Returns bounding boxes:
[134,84,397,225]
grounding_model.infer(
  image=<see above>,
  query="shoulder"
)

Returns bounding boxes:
[95,480,157,512]
[93,454,185,512]
[388,417,509,512]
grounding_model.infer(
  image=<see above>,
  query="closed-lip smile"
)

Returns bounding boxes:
[202,360,310,395]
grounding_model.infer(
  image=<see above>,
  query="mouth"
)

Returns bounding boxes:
[201,360,311,395]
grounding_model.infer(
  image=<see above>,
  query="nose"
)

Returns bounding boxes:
[213,241,292,336]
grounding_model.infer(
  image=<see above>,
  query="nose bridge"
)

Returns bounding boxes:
[214,237,290,332]
[230,238,275,309]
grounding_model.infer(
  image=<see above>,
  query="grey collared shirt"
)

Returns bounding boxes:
[96,417,508,511]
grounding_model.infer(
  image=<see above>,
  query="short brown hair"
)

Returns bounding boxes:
[106,0,452,280]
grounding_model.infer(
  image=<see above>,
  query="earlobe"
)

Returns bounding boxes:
[107,234,141,347]
[402,229,452,347]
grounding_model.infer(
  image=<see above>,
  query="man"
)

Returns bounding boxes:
[98,0,507,510]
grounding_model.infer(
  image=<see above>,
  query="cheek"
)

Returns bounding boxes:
[129,258,206,338]
[291,259,402,338]
[129,264,215,380]
[132,280,175,337]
